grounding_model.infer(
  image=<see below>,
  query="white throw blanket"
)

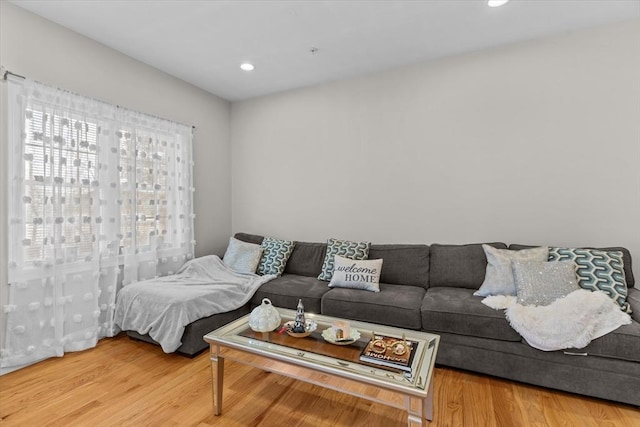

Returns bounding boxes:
[115,255,275,352]
[482,289,631,351]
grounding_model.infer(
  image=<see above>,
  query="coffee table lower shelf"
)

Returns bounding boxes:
[208,343,434,426]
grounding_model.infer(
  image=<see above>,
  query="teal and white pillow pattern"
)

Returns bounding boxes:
[257,237,295,277]
[549,247,630,313]
[222,237,264,274]
[318,238,370,281]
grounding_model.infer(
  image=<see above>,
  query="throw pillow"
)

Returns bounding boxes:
[549,247,630,313]
[328,255,383,292]
[317,238,370,281]
[474,245,549,297]
[222,237,263,274]
[256,237,295,277]
[512,260,580,306]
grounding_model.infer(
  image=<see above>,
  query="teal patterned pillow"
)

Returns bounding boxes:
[257,237,295,276]
[318,238,370,281]
[549,247,630,313]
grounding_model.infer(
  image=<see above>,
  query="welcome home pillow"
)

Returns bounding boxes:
[328,255,383,292]
[318,238,370,281]
[549,247,630,313]
[222,237,263,274]
[256,236,295,277]
[474,245,549,297]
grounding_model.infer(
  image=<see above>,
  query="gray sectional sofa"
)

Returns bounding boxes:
[129,232,640,406]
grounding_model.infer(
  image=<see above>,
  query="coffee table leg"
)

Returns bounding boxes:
[406,378,434,426]
[425,377,433,421]
[210,345,224,415]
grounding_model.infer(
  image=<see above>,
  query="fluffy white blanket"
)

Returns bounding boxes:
[115,255,275,352]
[482,289,631,351]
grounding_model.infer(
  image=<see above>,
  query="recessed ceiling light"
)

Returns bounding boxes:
[488,0,510,7]
[240,63,255,71]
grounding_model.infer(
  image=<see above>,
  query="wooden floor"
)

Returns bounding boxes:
[1,334,638,427]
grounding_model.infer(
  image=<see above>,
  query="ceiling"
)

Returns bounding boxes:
[10,0,640,101]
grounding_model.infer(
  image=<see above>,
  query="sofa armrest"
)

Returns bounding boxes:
[628,287,640,322]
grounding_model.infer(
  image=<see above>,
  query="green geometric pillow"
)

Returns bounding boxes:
[257,237,295,277]
[549,247,630,313]
[318,238,370,281]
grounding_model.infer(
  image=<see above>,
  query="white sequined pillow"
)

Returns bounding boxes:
[474,245,549,297]
[222,237,264,274]
[512,260,580,306]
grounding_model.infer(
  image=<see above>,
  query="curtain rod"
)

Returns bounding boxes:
[2,68,26,80]
[1,66,196,130]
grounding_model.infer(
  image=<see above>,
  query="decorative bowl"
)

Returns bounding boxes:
[321,327,361,345]
[284,320,318,338]
[248,298,281,332]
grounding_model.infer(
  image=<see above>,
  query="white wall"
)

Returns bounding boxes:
[0,2,232,260]
[231,19,640,281]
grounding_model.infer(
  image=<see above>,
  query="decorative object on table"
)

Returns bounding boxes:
[331,319,351,340]
[282,320,318,338]
[291,299,307,333]
[321,327,361,345]
[248,298,281,332]
[359,333,418,372]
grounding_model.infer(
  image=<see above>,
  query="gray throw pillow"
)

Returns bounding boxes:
[328,255,383,292]
[222,237,264,274]
[512,260,580,306]
[474,245,548,297]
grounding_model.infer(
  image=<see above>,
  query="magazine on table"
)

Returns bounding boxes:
[359,333,418,373]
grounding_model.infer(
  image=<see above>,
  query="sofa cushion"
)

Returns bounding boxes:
[284,241,327,277]
[321,283,425,330]
[567,321,640,363]
[430,243,508,289]
[250,274,330,313]
[421,287,522,342]
[368,244,430,288]
[510,244,635,288]
[234,232,264,245]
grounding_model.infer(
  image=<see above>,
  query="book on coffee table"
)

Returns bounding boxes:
[359,334,418,373]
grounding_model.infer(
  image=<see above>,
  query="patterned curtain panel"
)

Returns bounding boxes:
[1,77,194,368]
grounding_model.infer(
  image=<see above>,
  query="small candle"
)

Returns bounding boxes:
[332,320,351,339]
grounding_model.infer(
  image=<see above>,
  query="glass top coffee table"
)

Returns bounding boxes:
[204,307,439,426]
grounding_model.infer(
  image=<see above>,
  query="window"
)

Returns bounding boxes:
[2,76,194,368]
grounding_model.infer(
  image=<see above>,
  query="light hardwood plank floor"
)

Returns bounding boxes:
[0,334,638,426]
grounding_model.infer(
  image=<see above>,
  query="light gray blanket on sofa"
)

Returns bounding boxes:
[114,255,275,352]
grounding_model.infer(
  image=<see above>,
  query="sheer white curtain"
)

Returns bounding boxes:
[1,76,194,368]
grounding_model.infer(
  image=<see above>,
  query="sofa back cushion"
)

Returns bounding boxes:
[510,244,635,288]
[368,244,430,288]
[234,232,326,277]
[430,243,508,289]
[233,232,264,245]
[284,241,328,277]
